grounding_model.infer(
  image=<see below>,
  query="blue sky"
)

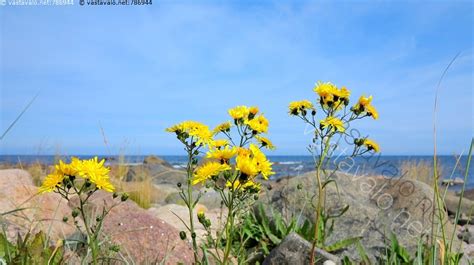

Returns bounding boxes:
[0,1,472,156]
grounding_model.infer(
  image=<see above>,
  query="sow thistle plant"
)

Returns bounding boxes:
[39,157,128,265]
[289,81,379,263]
[167,105,275,264]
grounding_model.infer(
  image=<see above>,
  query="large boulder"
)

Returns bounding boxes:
[126,156,187,186]
[0,169,76,242]
[164,188,223,209]
[68,191,194,264]
[266,171,464,262]
[444,191,474,224]
[263,232,339,265]
[148,203,225,244]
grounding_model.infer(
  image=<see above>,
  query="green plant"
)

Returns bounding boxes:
[38,157,127,265]
[0,230,63,264]
[167,106,275,264]
[289,81,380,263]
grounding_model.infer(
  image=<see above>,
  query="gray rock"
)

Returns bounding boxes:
[263,232,340,265]
[165,188,223,209]
[266,171,463,262]
[458,225,474,244]
[444,191,474,224]
[125,156,187,186]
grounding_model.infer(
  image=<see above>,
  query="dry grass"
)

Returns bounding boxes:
[109,162,159,209]
[400,160,443,185]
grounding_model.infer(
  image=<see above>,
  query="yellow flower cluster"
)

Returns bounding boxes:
[192,161,231,185]
[39,157,114,193]
[226,179,261,192]
[228,105,269,133]
[170,105,275,193]
[320,116,345,132]
[352,95,379,120]
[288,100,314,115]
[166,120,214,146]
[314,81,350,109]
[236,144,274,180]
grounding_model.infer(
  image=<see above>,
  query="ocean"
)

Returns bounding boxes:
[0,155,473,189]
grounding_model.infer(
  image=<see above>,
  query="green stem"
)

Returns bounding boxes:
[186,146,199,263]
[310,135,330,264]
[78,196,98,265]
[223,192,235,264]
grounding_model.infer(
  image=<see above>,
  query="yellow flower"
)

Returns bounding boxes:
[192,162,231,185]
[352,95,378,120]
[39,172,64,193]
[212,139,229,148]
[320,116,345,132]
[249,106,259,116]
[334,86,351,99]
[365,104,379,120]
[80,157,115,192]
[245,114,269,133]
[213,121,232,134]
[55,158,81,177]
[255,136,275,150]
[250,144,274,179]
[207,145,237,163]
[92,176,115,192]
[236,155,259,178]
[288,100,314,115]
[314,81,351,109]
[314,81,338,104]
[363,139,380,153]
[166,121,214,146]
[226,179,261,192]
[228,106,250,120]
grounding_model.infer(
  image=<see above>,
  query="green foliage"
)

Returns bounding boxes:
[0,231,63,264]
[235,203,297,259]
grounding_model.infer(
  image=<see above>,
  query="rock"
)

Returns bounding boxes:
[444,191,474,224]
[164,188,223,209]
[68,191,194,264]
[143,155,172,167]
[0,169,76,243]
[442,177,465,186]
[126,156,187,186]
[266,171,463,262]
[262,232,340,265]
[148,203,225,244]
[462,189,474,201]
[458,225,474,244]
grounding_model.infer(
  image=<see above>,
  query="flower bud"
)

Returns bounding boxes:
[84,180,92,188]
[297,183,303,190]
[191,232,196,239]
[179,231,187,240]
[121,193,129,202]
[311,110,316,116]
[204,219,211,228]
[113,192,118,199]
[197,210,205,221]
[72,209,79,218]
[109,245,120,252]
[62,216,68,223]
[177,182,182,188]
